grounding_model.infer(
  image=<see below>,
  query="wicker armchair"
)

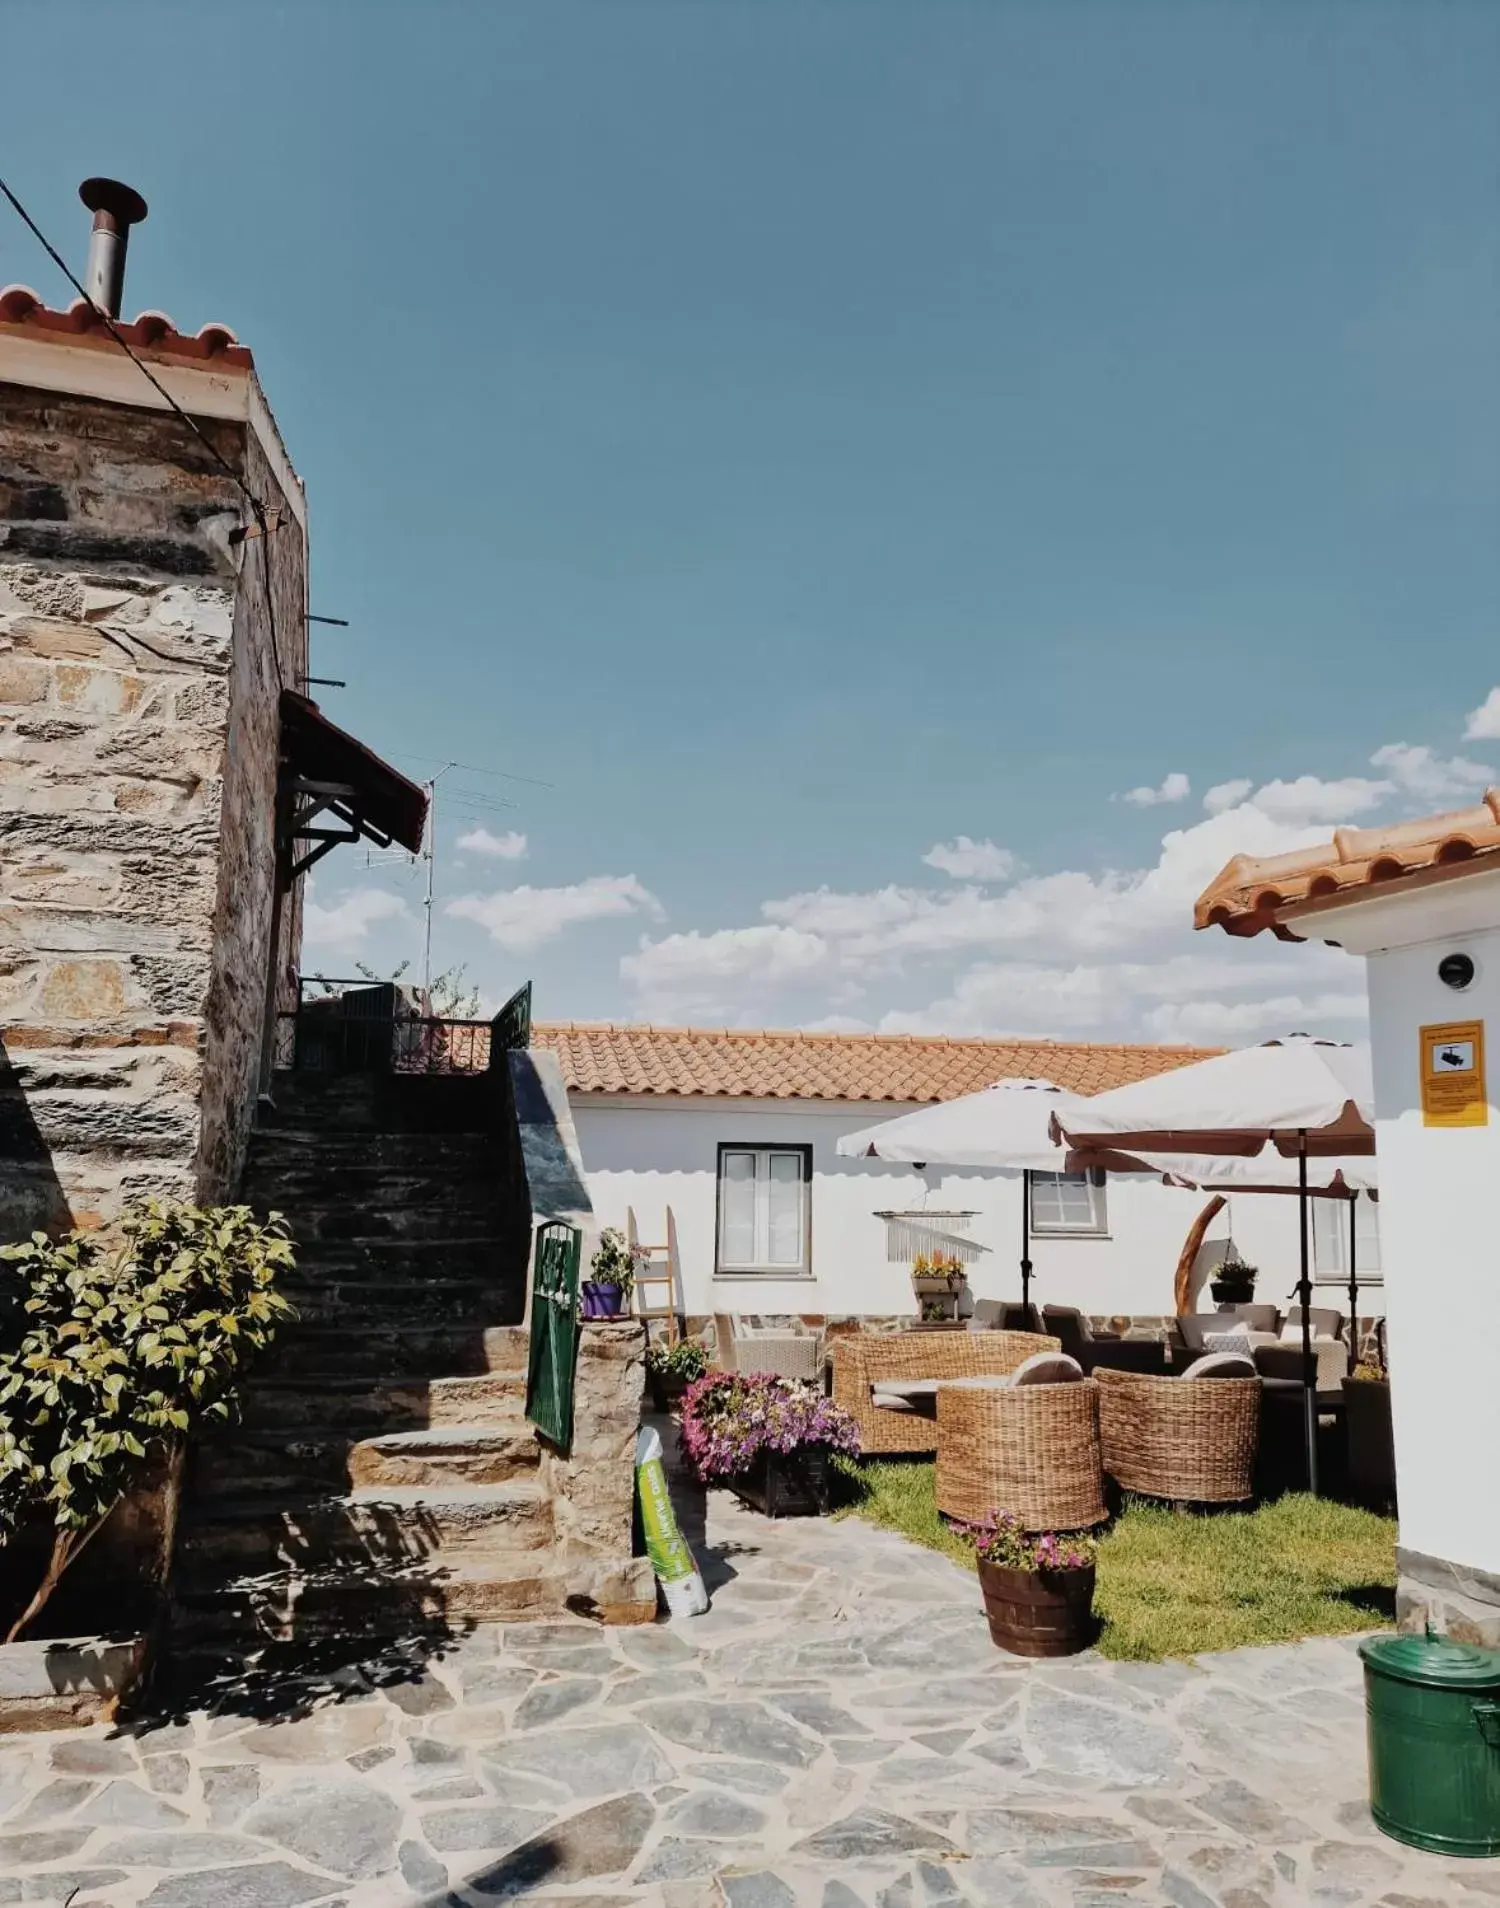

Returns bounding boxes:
[1096,1365,1261,1505]
[712,1314,823,1384]
[832,1329,1059,1456]
[935,1375,1106,1530]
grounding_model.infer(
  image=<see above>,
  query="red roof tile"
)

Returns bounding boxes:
[532,1022,1221,1104]
[1196,790,1500,938]
[0,286,253,369]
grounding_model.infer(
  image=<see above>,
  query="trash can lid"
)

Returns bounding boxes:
[1359,1633,1500,1689]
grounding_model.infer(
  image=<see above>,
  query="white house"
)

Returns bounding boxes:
[533,1024,1370,1327]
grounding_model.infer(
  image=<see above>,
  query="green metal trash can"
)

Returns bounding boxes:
[1359,1633,1500,1857]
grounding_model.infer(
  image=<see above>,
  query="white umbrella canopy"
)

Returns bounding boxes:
[837,1077,1097,1172]
[1052,1037,1374,1159]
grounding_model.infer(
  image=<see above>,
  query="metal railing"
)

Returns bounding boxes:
[273,978,532,1077]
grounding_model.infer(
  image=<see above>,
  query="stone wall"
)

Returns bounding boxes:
[197,428,307,1202]
[0,383,305,1231]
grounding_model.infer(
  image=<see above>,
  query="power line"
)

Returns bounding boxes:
[0,172,288,690]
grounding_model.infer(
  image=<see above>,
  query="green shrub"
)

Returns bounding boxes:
[0,1200,295,1641]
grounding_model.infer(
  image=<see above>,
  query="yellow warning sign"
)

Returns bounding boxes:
[1420,1019,1488,1128]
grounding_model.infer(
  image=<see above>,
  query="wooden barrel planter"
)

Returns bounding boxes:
[978,1559,1096,1657]
[730,1447,831,1518]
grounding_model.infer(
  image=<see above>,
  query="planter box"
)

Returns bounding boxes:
[1345,1376,1397,1510]
[728,1447,832,1518]
[978,1559,1096,1658]
[0,1634,146,1734]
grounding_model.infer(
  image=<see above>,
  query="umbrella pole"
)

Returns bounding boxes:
[1347,1190,1359,1378]
[1020,1169,1033,1326]
[1298,1133,1319,1496]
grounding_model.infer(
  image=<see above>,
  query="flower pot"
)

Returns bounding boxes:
[1345,1375,1396,1511]
[580,1280,625,1319]
[977,1558,1096,1657]
[729,1446,832,1518]
[648,1371,689,1413]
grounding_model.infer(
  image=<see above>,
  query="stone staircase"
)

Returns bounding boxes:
[170,1067,574,1649]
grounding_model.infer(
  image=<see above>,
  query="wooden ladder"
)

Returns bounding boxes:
[627,1205,681,1343]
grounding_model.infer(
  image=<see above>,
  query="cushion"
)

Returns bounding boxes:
[1009,1352,1086,1387]
[1182,1352,1258,1380]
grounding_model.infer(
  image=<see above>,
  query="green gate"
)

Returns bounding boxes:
[526,1220,581,1450]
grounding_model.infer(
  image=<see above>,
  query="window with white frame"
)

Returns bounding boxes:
[1028,1170,1108,1237]
[716,1145,812,1275]
[1312,1197,1382,1284]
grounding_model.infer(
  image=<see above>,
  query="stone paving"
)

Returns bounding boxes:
[0,1467,1487,1906]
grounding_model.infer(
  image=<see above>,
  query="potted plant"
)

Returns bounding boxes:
[581,1227,639,1319]
[911,1250,966,1298]
[1209,1250,1258,1307]
[645,1336,708,1412]
[1344,1354,1396,1511]
[957,1511,1099,1657]
[680,1371,860,1517]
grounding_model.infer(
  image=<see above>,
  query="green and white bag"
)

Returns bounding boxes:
[635,1424,709,1618]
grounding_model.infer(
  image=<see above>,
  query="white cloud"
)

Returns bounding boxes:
[1369,742,1490,804]
[1246,775,1389,825]
[1465,688,1500,741]
[921,836,1017,881]
[1120,772,1191,807]
[302,886,411,950]
[1203,778,1253,814]
[456,827,528,860]
[448,875,661,953]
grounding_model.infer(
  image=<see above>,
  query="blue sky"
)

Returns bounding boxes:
[7,3,1499,1040]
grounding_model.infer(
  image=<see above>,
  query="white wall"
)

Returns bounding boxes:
[569,1094,1308,1322]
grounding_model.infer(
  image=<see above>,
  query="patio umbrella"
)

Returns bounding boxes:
[837,1078,1149,1319]
[1131,1150,1379,1376]
[1055,1037,1377,1495]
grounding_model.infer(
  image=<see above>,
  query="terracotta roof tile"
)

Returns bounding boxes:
[1196,790,1500,938]
[0,286,253,370]
[531,1022,1221,1104]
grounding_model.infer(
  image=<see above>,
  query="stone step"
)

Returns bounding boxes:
[195,1420,541,1497]
[248,1129,495,1170]
[171,1557,571,1642]
[273,1239,505,1284]
[252,1204,503,1246]
[240,1368,528,1433]
[262,1071,494,1133]
[175,1482,553,1583]
[263,1321,528,1380]
[277,1279,507,1331]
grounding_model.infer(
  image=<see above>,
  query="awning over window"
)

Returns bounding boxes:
[278,690,428,866]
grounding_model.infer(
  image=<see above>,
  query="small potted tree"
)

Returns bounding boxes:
[680,1371,860,1516]
[645,1337,708,1412]
[581,1227,639,1319]
[958,1511,1099,1657]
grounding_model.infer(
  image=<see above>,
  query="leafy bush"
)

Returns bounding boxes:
[0,1201,294,1641]
[680,1371,860,1481]
[644,1337,708,1383]
[955,1508,1097,1573]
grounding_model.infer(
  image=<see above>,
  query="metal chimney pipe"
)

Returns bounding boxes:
[78,178,149,318]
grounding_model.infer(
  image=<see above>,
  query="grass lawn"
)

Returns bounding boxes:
[833,1457,1397,1662]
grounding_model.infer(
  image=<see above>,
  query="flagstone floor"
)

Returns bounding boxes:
[0,1454,1484,1907]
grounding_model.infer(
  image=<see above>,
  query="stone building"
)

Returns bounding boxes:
[0,244,422,1238]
